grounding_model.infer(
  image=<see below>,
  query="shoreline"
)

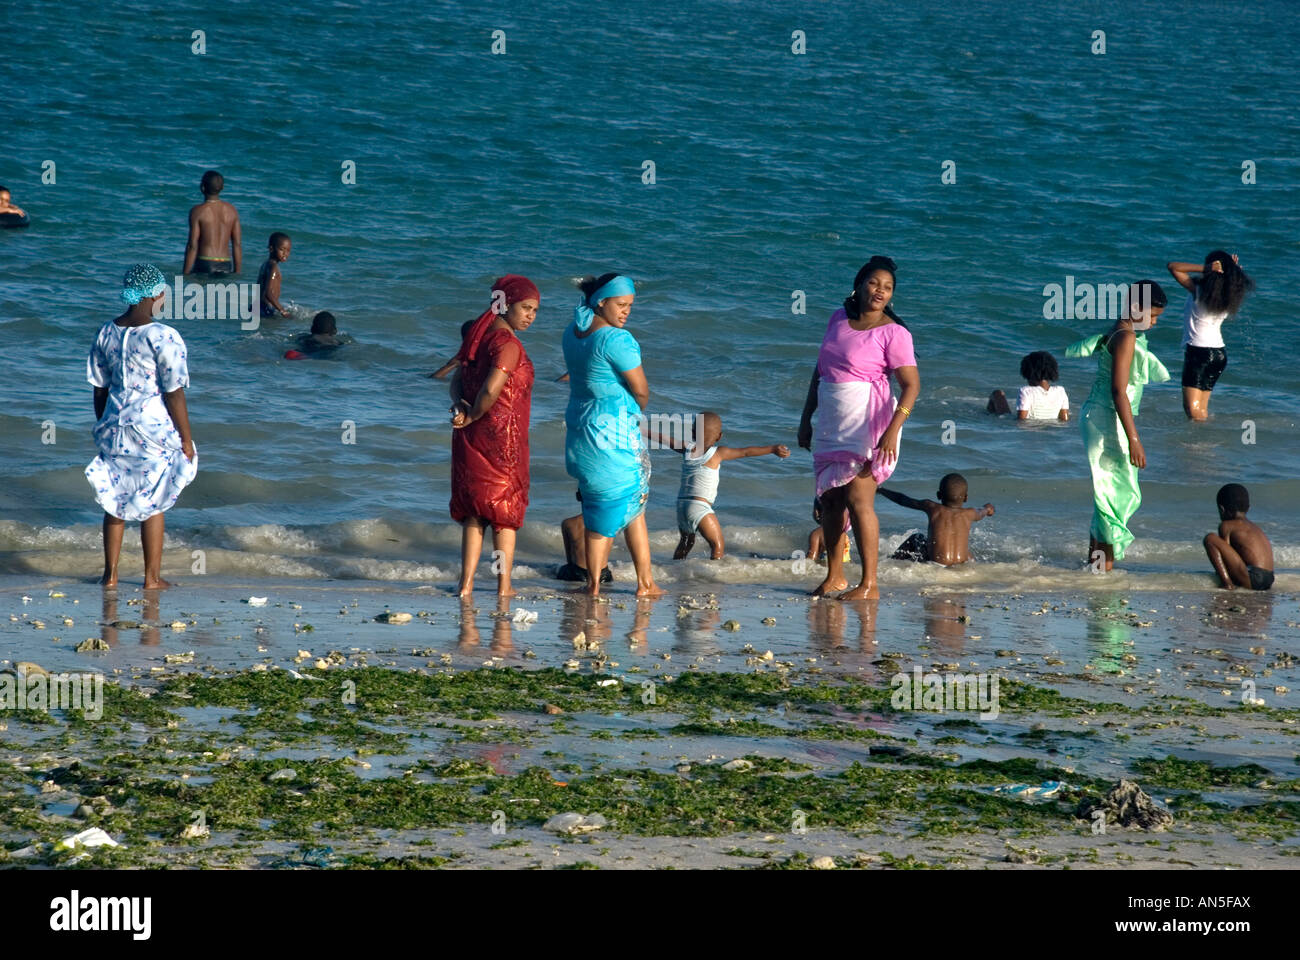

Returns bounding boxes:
[2,576,1297,869]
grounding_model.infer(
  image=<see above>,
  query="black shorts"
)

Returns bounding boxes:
[1247,565,1274,591]
[1181,345,1227,391]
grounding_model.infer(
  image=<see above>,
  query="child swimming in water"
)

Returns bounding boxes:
[285,311,350,359]
[987,351,1069,421]
[878,473,994,566]
[258,232,291,318]
[1204,483,1273,591]
[0,185,27,219]
[1166,251,1254,421]
[651,411,790,560]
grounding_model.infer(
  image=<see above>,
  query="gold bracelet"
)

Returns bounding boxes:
[897,405,912,418]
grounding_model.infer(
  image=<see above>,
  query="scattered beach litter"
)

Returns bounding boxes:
[992,780,1066,799]
[1076,779,1174,831]
[512,608,539,624]
[245,597,268,606]
[374,611,412,624]
[542,812,607,835]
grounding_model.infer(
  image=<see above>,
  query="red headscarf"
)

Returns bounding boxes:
[455,274,540,366]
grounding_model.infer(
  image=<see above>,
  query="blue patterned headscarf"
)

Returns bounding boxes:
[121,263,167,305]
[574,275,636,332]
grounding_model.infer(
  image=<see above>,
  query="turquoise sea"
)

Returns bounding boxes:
[2,0,1298,586]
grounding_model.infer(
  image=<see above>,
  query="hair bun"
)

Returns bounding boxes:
[868,255,897,274]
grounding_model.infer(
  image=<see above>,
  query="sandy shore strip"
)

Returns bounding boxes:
[2,576,1298,869]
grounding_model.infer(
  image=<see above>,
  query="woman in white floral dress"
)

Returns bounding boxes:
[86,264,197,588]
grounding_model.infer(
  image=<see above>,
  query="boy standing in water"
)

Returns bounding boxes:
[878,473,994,566]
[259,232,292,317]
[183,170,242,275]
[1204,483,1274,590]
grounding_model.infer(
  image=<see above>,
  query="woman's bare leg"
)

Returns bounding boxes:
[459,518,486,597]
[491,526,516,597]
[812,486,849,595]
[101,513,125,587]
[584,530,613,596]
[1182,386,1210,421]
[141,513,170,589]
[1088,537,1115,572]
[839,474,879,600]
[624,513,664,597]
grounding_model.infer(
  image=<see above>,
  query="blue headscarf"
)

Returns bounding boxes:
[121,263,167,305]
[574,275,636,332]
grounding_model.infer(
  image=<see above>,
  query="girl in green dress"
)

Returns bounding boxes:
[1066,281,1171,571]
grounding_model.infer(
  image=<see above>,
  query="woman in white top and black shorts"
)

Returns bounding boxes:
[1166,250,1254,421]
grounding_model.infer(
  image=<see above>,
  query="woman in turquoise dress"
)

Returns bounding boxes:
[1066,280,1170,571]
[563,273,663,598]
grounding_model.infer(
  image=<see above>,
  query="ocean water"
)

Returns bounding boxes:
[2,0,1298,585]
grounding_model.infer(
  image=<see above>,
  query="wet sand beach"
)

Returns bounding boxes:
[3,573,1297,869]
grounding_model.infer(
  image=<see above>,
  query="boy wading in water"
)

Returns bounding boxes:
[878,473,994,565]
[1204,483,1274,591]
[183,170,242,276]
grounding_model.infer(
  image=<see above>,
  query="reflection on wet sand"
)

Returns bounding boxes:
[922,595,967,655]
[100,590,162,646]
[1084,595,1131,674]
[807,597,877,654]
[457,597,514,656]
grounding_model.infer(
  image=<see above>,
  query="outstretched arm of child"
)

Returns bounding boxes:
[971,503,995,521]
[717,444,790,462]
[429,358,458,379]
[162,388,196,461]
[877,487,930,512]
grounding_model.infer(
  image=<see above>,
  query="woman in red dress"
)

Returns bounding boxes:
[449,275,539,596]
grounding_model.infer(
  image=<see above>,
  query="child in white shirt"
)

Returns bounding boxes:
[987,351,1069,421]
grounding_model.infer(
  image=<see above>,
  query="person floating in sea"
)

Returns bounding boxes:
[86,264,197,589]
[1166,250,1254,421]
[878,473,994,565]
[562,272,663,597]
[1066,279,1170,572]
[987,351,1069,421]
[644,411,789,560]
[183,170,241,275]
[1204,483,1273,591]
[798,255,920,600]
[258,232,292,318]
[449,275,540,597]
[285,311,349,359]
[0,185,29,227]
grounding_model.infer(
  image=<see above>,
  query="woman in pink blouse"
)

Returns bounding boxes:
[798,256,921,599]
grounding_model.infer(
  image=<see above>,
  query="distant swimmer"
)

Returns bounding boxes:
[183,170,241,275]
[285,311,350,359]
[987,351,1069,421]
[878,473,994,566]
[0,185,29,227]
[1204,483,1273,591]
[258,232,291,318]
